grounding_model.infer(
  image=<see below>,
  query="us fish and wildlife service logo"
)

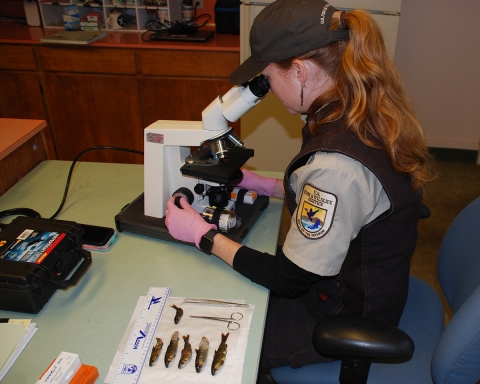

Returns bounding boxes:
[120,364,138,374]
[297,184,337,239]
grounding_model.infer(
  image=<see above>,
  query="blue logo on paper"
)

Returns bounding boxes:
[121,364,138,374]
[148,296,161,309]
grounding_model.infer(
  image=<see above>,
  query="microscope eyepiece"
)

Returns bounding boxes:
[247,75,270,98]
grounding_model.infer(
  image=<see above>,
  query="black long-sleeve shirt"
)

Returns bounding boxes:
[232,246,321,297]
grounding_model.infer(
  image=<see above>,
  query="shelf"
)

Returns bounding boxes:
[39,0,181,31]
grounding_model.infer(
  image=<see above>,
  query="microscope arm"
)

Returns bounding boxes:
[143,75,270,218]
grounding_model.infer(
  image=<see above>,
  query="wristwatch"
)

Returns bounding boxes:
[198,229,218,255]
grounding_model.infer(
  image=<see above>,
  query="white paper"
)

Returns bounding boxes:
[0,322,38,381]
[105,297,254,384]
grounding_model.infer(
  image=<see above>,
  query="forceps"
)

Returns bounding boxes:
[182,298,249,308]
[190,312,244,330]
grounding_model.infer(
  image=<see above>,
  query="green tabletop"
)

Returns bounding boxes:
[0,160,284,384]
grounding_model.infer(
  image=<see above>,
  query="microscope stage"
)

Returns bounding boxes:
[181,147,254,185]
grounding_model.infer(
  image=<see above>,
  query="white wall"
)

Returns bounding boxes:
[394,0,480,152]
[241,94,303,172]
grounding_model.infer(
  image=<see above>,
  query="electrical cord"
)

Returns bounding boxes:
[0,146,144,229]
[142,1,211,42]
[50,146,143,219]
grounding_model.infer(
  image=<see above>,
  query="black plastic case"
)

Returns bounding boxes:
[0,217,92,314]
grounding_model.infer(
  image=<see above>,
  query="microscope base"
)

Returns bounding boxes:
[114,193,270,245]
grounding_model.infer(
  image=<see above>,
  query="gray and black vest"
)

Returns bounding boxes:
[283,121,422,326]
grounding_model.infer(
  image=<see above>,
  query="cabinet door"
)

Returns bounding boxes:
[140,77,240,135]
[43,73,144,164]
[139,51,239,78]
[138,50,241,135]
[0,132,49,196]
[0,72,45,119]
[0,46,43,119]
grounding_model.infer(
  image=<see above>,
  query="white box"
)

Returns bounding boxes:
[80,21,99,26]
[36,352,82,384]
[80,25,101,30]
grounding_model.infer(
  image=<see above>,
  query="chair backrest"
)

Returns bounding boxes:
[436,196,480,312]
[432,196,480,383]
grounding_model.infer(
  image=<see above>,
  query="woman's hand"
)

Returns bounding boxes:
[165,197,216,248]
[236,168,278,197]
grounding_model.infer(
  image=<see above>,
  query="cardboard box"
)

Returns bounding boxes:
[80,21,101,30]
[64,4,79,15]
[86,11,103,24]
[64,4,80,30]
[80,26,101,31]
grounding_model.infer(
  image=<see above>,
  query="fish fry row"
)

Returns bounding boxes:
[149,330,230,376]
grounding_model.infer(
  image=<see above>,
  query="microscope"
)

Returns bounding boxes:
[115,75,270,243]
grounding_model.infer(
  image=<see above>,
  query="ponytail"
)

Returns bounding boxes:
[282,10,437,191]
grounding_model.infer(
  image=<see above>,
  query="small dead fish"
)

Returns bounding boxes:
[149,337,163,367]
[164,331,179,368]
[195,336,209,373]
[171,304,183,324]
[178,334,192,369]
[211,332,229,376]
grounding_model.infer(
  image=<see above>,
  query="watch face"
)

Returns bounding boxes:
[200,237,213,254]
[200,230,216,254]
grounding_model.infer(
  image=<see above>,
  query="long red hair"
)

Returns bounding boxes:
[277,10,436,191]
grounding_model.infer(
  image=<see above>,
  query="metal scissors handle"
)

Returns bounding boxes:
[190,312,244,331]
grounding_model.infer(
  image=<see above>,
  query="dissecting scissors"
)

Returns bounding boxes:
[190,312,244,330]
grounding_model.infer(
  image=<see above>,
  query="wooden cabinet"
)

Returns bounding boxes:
[0,46,56,159]
[0,119,52,196]
[140,77,236,125]
[38,46,144,162]
[138,50,240,133]
[42,72,144,163]
[0,46,45,120]
[0,72,46,119]
[38,46,137,74]
[138,50,240,77]
[1,43,240,164]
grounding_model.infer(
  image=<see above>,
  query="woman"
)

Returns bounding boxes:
[165,0,436,380]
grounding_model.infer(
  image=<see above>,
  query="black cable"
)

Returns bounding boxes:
[48,146,143,220]
[0,146,144,230]
[142,3,211,42]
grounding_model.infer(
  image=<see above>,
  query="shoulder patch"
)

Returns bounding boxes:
[296,184,337,239]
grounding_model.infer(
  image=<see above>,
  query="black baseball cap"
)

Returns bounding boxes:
[229,0,349,85]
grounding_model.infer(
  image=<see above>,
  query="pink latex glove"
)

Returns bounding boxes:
[165,196,216,248]
[236,168,277,197]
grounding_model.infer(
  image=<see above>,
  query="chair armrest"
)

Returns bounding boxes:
[313,315,414,359]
